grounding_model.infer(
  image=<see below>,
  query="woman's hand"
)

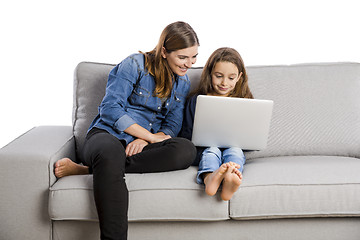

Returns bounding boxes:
[150,132,171,143]
[125,138,149,157]
[124,124,171,144]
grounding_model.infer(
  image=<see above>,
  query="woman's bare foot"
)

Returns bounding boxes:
[221,166,243,201]
[54,158,89,178]
[203,164,228,196]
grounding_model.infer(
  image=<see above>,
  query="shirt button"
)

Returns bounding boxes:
[166,103,169,106]
[149,123,152,126]
[158,106,161,110]
[139,92,142,95]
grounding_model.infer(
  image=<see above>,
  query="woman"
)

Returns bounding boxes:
[54,21,199,239]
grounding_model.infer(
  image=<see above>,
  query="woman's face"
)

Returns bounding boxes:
[210,61,241,97]
[162,45,198,76]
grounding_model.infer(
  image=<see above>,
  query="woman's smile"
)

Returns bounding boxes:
[179,66,188,73]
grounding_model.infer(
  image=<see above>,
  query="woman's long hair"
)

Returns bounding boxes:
[192,47,253,99]
[142,21,199,98]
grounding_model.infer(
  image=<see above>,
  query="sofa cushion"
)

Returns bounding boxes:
[72,62,114,162]
[73,62,360,162]
[230,156,360,220]
[49,166,229,222]
[245,62,360,160]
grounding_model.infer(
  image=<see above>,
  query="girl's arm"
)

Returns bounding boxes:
[178,95,197,140]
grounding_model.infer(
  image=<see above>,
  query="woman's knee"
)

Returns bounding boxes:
[84,132,126,169]
[170,137,197,169]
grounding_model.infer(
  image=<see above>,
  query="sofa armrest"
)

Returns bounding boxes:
[0,126,75,240]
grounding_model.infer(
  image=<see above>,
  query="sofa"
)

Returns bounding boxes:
[1,61,360,240]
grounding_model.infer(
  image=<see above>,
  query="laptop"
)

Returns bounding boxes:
[191,95,274,150]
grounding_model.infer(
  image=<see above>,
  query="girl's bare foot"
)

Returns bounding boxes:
[221,166,243,201]
[54,158,89,178]
[203,164,228,196]
[226,161,240,169]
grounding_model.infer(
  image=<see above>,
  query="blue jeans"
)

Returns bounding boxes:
[197,147,246,184]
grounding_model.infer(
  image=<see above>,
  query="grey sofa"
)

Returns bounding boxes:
[1,61,360,240]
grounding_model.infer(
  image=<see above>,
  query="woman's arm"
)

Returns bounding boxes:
[99,56,140,133]
[159,81,192,137]
[124,124,171,156]
[124,123,171,143]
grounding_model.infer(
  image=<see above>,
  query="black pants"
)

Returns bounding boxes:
[82,128,196,240]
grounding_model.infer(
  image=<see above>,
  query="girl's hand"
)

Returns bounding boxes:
[125,138,149,157]
[150,132,171,143]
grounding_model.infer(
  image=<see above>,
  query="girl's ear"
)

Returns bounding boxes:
[161,47,167,59]
[235,72,243,83]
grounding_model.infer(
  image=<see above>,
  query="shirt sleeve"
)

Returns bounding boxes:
[159,96,187,137]
[178,95,197,140]
[159,83,192,137]
[99,56,139,132]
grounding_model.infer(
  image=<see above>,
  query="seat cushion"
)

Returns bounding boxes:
[230,156,360,220]
[49,166,229,222]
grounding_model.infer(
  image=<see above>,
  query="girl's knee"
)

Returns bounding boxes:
[223,147,246,166]
[202,147,221,159]
[224,147,245,157]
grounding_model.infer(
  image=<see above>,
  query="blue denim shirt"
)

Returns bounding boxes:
[88,53,191,145]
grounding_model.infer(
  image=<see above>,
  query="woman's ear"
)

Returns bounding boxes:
[161,47,167,59]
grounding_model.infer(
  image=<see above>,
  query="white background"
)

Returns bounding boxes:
[0,0,359,148]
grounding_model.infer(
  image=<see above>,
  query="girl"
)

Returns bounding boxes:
[179,47,253,201]
[54,21,199,240]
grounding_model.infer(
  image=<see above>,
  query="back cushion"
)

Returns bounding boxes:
[72,62,115,161]
[73,62,360,161]
[245,62,360,159]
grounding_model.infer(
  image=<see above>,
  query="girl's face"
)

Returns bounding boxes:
[210,61,242,97]
[162,45,198,76]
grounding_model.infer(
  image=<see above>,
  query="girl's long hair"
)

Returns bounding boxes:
[142,21,199,98]
[192,47,253,99]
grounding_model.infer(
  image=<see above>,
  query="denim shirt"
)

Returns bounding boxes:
[88,53,191,145]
